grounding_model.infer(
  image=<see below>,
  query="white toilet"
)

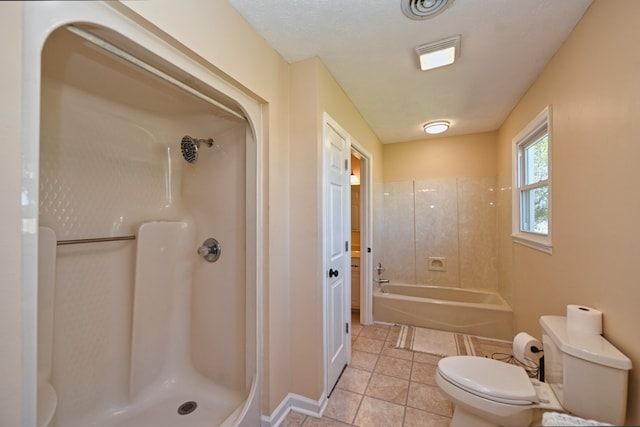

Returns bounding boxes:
[436,315,632,427]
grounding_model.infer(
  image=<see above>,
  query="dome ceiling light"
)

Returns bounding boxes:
[424,121,450,135]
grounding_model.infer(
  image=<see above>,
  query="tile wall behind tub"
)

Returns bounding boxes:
[457,177,498,290]
[380,181,415,283]
[414,179,459,287]
[379,177,498,291]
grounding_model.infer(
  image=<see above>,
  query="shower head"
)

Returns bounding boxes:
[180,136,214,163]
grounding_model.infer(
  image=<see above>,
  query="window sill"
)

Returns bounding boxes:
[511,233,552,254]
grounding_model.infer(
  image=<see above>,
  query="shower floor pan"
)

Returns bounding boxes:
[83,379,244,427]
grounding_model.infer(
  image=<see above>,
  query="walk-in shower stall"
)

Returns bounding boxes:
[27,4,261,426]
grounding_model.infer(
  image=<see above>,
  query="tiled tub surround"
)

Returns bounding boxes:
[379,178,498,290]
[39,28,253,426]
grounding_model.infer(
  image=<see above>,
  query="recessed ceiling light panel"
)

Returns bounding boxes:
[415,35,461,71]
[402,0,454,20]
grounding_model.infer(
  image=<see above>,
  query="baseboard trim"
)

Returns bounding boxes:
[261,392,328,427]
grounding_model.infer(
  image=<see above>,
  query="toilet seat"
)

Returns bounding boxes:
[438,356,538,405]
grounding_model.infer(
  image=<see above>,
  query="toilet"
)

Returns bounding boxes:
[435,315,632,427]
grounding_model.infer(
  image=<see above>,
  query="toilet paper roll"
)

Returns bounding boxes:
[567,304,602,335]
[513,332,543,364]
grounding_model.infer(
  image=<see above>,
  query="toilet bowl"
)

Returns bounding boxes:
[435,356,561,427]
[435,315,632,427]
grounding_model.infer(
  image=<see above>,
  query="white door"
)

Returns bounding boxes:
[323,115,350,394]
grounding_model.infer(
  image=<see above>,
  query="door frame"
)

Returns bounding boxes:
[350,142,374,326]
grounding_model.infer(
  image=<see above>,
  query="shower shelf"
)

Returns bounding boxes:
[56,235,136,246]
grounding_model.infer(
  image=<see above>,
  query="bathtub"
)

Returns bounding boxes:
[373,283,513,340]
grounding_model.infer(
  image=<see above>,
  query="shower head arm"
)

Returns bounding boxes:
[197,138,214,147]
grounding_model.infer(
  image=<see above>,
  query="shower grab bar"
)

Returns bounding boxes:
[57,235,136,246]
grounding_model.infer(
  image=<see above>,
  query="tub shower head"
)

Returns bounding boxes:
[180,135,214,163]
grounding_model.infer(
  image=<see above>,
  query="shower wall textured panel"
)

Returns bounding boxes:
[39,89,170,240]
[40,80,180,424]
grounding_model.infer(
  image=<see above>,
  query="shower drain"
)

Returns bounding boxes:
[178,401,198,415]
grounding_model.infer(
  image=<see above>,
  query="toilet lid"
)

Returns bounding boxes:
[438,356,538,405]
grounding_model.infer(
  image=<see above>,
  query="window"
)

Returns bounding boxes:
[512,106,552,253]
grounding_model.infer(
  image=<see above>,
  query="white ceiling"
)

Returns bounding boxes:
[228,0,591,144]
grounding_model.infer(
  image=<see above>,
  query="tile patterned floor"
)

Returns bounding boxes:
[280,315,456,427]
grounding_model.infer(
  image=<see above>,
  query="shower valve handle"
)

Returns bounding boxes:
[198,238,221,263]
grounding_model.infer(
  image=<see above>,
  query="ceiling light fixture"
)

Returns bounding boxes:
[415,35,461,71]
[424,121,450,134]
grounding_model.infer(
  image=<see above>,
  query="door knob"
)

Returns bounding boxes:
[329,268,339,278]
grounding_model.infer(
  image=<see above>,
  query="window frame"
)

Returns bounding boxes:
[512,105,552,254]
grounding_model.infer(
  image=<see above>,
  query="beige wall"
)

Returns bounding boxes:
[288,58,323,400]
[316,60,384,173]
[288,57,383,399]
[383,132,498,181]
[497,0,640,423]
[0,3,25,426]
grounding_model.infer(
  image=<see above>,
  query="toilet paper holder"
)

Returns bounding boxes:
[513,332,544,362]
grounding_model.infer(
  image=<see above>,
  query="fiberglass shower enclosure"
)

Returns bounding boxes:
[32,8,260,427]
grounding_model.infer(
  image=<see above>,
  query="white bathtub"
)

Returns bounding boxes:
[373,283,513,340]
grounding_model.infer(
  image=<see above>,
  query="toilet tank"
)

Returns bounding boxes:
[540,316,632,425]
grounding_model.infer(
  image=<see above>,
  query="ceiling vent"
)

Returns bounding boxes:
[401,0,453,20]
